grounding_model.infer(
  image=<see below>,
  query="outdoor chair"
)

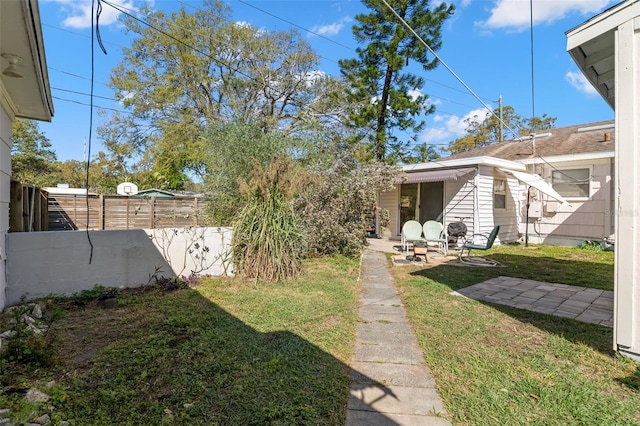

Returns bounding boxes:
[401,220,426,254]
[423,220,448,256]
[459,225,500,266]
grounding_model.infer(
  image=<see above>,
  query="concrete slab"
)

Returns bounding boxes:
[351,362,436,388]
[358,310,408,323]
[357,321,414,335]
[348,384,447,416]
[346,409,451,426]
[356,330,420,346]
[352,342,425,364]
[359,304,406,315]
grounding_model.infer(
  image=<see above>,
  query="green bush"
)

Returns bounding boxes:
[232,156,307,281]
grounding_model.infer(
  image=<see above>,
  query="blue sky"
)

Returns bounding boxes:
[37,0,616,162]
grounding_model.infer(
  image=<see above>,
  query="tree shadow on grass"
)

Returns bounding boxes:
[48,287,399,425]
[410,252,615,355]
[616,365,640,392]
[418,251,613,292]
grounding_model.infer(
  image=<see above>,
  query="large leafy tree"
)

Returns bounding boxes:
[203,121,301,226]
[339,0,454,163]
[11,119,58,187]
[446,106,557,154]
[102,0,341,188]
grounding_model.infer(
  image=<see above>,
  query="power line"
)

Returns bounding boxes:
[52,96,131,114]
[379,0,523,141]
[52,86,117,102]
[48,66,111,87]
[234,0,355,52]
[42,22,129,50]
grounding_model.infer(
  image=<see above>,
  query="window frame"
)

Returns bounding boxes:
[551,167,591,200]
[493,178,507,210]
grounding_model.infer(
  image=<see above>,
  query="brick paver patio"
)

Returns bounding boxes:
[452,276,613,327]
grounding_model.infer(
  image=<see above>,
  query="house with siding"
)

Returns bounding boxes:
[445,120,615,246]
[377,120,614,247]
[1,0,54,309]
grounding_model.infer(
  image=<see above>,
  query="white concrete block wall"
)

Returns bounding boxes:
[0,104,12,309]
[5,227,233,306]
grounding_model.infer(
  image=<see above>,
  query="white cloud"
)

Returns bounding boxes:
[478,0,612,32]
[310,17,352,37]
[408,89,422,102]
[565,71,598,96]
[421,108,488,144]
[48,0,137,29]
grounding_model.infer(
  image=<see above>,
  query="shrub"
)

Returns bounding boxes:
[232,156,307,281]
[296,154,398,256]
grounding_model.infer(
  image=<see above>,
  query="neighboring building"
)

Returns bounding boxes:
[1,0,54,309]
[135,188,176,199]
[566,0,640,361]
[378,156,527,245]
[446,120,615,246]
[378,121,614,247]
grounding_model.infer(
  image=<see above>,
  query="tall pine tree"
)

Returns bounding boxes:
[339,0,454,163]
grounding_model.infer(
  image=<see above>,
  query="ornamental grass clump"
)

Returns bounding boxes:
[232,156,307,281]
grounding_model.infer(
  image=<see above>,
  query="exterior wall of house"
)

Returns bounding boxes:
[443,173,476,238]
[378,186,399,237]
[472,166,519,244]
[492,170,520,243]
[520,158,614,246]
[614,12,640,360]
[0,103,12,309]
[5,227,233,306]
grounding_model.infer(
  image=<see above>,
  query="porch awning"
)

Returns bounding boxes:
[498,168,568,204]
[396,167,475,184]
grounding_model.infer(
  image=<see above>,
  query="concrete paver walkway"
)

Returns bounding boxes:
[346,250,450,426]
[452,276,613,327]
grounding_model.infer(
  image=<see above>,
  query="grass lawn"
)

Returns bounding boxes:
[0,256,360,425]
[3,243,639,425]
[393,244,640,425]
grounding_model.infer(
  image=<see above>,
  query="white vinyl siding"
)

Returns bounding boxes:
[523,159,613,244]
[444,172,476,237]
[378,186,399,236]
[0,104,12,309]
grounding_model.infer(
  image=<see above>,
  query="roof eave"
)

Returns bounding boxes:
[517,150,615,165]
[403,156,527,172]
[566,0,640,111]
[0,0,54,122]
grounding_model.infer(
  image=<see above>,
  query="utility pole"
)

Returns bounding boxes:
[498,95,503,142]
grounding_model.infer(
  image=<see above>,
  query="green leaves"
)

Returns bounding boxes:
[340,0,455,162]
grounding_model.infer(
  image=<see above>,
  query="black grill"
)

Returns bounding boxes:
[447,221,467,237]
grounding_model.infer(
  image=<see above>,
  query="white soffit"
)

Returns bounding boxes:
[396,168,475,184]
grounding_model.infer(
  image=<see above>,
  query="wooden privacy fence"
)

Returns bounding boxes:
[9,181,49,232]
[48,194,208,231]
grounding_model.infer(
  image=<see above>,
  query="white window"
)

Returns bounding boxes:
[494,179,506,209]
[552,168,590,198]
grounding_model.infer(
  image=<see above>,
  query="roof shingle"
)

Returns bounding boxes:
[445,120,614,161]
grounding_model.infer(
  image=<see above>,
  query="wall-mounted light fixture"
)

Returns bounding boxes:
[2,54,23,79]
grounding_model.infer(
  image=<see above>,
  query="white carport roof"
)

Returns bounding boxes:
[395,167,475,184]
